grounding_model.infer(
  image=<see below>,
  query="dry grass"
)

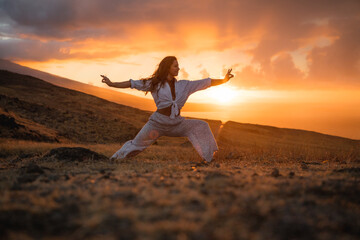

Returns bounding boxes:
[217,121,360,165]
[1,138,359,239]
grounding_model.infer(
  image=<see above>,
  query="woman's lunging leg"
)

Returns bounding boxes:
[169,119,218,162]
[111,121,162,159]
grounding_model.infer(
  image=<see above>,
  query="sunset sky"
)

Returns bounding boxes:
[0,0,359,139]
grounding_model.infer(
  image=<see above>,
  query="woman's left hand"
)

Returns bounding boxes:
[224,69,234,82]
[100,75,112,85]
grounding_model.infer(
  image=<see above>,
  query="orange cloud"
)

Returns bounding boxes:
[0,0,359,89]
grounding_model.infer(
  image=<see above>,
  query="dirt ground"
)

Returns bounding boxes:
[0,146,359,240]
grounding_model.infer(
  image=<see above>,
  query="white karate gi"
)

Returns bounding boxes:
[111,78,218,162]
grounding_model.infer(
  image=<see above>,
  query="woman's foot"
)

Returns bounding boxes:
[196,160,210,167]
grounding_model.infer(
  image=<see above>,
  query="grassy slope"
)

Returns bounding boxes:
[218,121,360,163]
[0,70,149,143]
[0,139,359,239]
[0,70,221,144]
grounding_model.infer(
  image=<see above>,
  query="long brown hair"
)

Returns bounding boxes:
[141,56,177,95]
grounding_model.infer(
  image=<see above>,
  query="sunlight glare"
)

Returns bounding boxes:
[207,85,238,105]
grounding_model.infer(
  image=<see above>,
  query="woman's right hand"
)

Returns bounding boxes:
[100,75,112,85]
[224,69,234,82]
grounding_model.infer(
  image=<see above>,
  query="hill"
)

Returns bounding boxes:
[218,121,359,163]
[0,59,155,110]
[0,59,220,112]
[0,70,221,144]
[0,70,147,143]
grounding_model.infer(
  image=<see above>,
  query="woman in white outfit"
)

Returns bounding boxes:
[101,56,234,163]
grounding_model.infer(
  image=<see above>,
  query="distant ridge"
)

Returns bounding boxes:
[219,120,359,152]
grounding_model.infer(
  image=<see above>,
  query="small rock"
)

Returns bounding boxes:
[42,147,108,162]
[10,182,22,190]
[17,173,39,183]
[205,172,228,180]
[24,163,44,174]
[200,187,208,195]
[39,190,53,197]
[301,162,309,170]
[19,153,36,159]
[289,171,295,177]
[10,157,22,164]
[47,174,60,181]
[271,168,281,177]
[225,152,236,159]
[333,167,360,173]
[215,164,220,168]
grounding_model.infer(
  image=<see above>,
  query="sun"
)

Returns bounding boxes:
[207,85,238,105]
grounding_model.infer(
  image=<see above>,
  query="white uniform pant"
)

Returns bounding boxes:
[111,112,218,162]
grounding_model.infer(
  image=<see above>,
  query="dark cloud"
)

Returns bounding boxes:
[0,38,71,61]
[0,0,359,88]
[1,0,74,27]
[307,17,360,86]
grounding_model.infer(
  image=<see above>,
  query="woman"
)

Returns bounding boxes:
[101,56,234,163]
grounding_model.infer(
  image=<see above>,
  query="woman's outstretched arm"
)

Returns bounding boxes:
[210,69,234,86]
[100,75,131,88]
